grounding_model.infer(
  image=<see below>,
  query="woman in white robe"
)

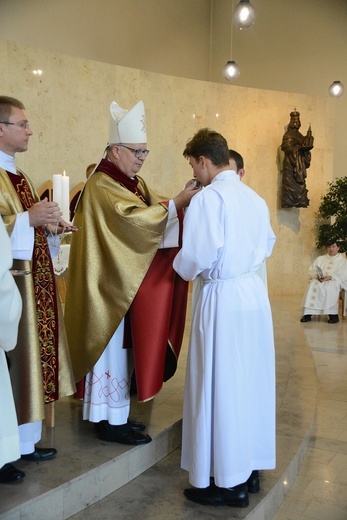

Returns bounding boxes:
[173,129,276,506]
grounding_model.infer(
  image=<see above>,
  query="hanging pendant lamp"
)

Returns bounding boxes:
[223,60,240,81]
[328,81,344,97]
[233,0,256,29]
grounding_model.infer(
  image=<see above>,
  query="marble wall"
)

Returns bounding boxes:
[0,39,335,295]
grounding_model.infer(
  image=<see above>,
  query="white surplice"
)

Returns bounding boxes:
[0,218,22,467]
[173,170,276,489]
[301,252,347,315]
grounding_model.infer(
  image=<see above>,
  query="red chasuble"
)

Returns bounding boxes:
[8,172,60,403]
[99,159,188,402]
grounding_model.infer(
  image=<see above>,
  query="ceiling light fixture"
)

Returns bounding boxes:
[233,0,256,29]
[328,81,344,97]
[223,60,240,81]
[223,7,240,82]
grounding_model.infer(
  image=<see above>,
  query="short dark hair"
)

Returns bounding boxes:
[326,238,339,247]
[183,128,229,167]
[229,149,244,170]
[0,96,25,122]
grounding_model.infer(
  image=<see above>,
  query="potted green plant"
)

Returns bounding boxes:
[316,177,347,252]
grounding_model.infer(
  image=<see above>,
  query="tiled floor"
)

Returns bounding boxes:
[1,295,346,519]
[273,303,347,520]
[71,295,347,520]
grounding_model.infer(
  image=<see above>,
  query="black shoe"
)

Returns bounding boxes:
[300,315,312,322]
[183,483,249,507]
[328,315,339,323]
[21,447,57,461]
[127,418,146,431]
[98,422,151,445]
[0,463,25,483]
[95,419,146,433]
[247,470,260,493]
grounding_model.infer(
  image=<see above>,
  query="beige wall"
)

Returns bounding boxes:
[1,0,345,295]
[1,0,345,178]
[0,39,334,295]
[1,0,345,180]
[211,0,347,180]
[0,0,212,82]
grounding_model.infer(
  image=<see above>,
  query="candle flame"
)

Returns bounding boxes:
[63,170,66,176]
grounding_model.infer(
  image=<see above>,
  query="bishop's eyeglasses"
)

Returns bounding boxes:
[120,144,150,158]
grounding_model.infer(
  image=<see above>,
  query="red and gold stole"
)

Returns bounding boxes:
[8,172,59,403]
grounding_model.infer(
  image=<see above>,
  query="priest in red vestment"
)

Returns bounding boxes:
[65,99,199,445]
[0,95,76,463]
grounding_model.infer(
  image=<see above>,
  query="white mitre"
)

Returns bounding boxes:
[108,100,147,144]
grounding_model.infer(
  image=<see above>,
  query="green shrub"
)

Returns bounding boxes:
[316,177,347,252]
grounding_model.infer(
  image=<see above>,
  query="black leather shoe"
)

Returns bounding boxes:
[300,315,312,322]
[127,418,146,431]
[95,419,146,433]
[247,470,260,493]
[184,483,249,507]
[328,315,339,323]
[21,447,57,461]
[98,422,151,445]
[0,463,25,483]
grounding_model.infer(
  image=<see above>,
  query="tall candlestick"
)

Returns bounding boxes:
[53,171,70,223]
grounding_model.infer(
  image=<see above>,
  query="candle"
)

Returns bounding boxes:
[53,171,70,223]
[61,171,70,223]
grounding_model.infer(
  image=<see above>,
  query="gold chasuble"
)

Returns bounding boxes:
[0,168,75,425]
[65,160,188,402]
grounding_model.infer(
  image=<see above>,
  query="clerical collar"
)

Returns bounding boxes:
[97,158,139,194]
[0,150,17,174]
[106,158,134,179]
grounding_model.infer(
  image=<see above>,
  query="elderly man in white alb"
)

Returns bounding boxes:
[300,238,347,324]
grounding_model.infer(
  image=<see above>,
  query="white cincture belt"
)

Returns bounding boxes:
[202,272,254,284]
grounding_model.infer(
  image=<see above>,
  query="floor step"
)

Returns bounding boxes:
[0,295,317,520]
